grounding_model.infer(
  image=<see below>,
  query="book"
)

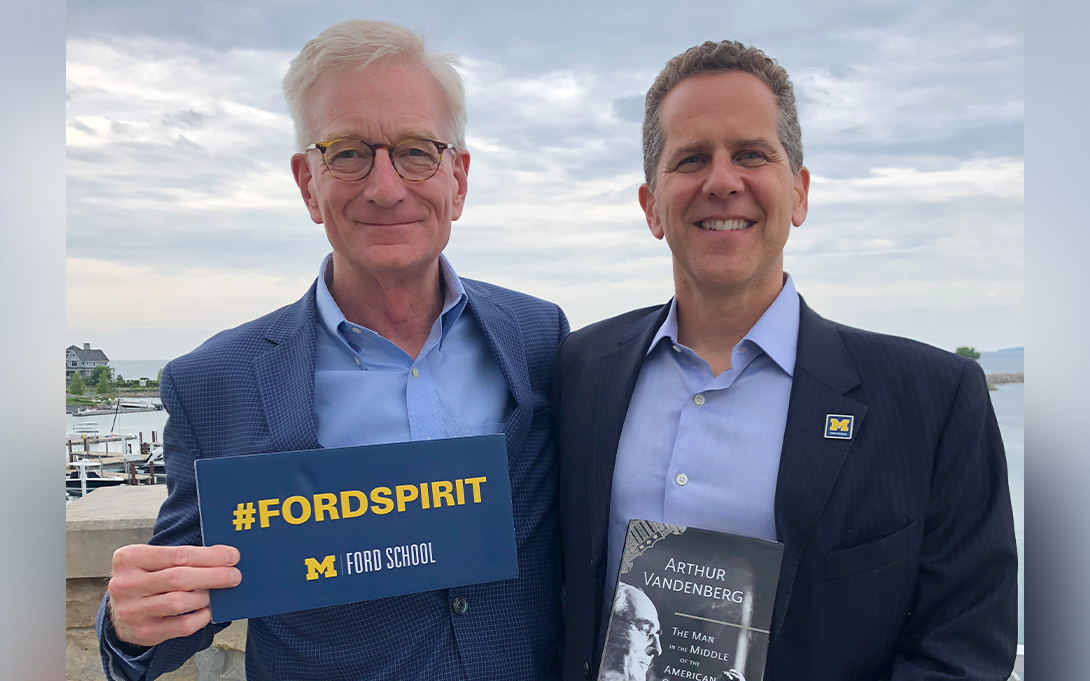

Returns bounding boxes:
[195,433,518,622]
[598,519,784,681]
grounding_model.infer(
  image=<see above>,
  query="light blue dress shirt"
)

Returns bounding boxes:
[313,254,512,447]
[602,275,800,620]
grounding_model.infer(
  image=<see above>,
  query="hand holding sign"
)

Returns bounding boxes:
[106,544,241,647]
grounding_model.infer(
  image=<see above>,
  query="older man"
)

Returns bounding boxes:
[555,41,1017,681]
[600,584,662,681]
[97,20,567,681]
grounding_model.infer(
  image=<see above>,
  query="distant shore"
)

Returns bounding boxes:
[986,373,1024,385]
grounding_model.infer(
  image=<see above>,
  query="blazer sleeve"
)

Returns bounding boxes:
[96,363,231,681]
[890,360,1018,680]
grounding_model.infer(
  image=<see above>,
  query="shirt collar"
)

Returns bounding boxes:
[314,253,469,350]
[647,273,800,376]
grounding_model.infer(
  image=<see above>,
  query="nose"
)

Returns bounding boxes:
[361,148,407,207]
[703,153,744,198]
[649,632,662,655]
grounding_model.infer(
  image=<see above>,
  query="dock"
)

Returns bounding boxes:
[66,433,136,447]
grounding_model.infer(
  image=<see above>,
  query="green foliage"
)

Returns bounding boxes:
[95,379,113,395]
[68,374,86,396]
[89,365,113,386]
[955,346,981,361]
[157,368,163,382]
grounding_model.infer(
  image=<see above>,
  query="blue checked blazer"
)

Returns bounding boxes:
[555,298,1018,681]
[97,278,568,681]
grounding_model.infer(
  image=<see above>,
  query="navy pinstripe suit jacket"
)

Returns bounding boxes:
[97,278,568,680]
[555,298,1017,681]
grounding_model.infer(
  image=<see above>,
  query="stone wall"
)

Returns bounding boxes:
[66,486,246,680]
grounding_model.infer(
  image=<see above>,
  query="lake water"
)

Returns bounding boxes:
[75,350,1026,643]
[108,359,171,382]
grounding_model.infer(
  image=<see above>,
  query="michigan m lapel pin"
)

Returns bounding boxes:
[824,414,854,439]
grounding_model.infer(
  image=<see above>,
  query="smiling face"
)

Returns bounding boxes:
[291,58,468,290]
[639,70,809,305]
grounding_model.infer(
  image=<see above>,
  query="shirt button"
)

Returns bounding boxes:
[693,394,705,406]
[452,595,468,615]
[672,344,681,353]
[351,327,362,334]
[411,368,420,378]
[354,357,361,366]
[676,473,689,486]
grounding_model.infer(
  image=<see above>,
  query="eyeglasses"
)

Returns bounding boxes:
[616,615,661,640]
[305,137,456,182]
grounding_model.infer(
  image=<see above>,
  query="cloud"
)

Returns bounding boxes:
[64,3,1023,351]
[66,257,313,331]
[812,158,1024,203]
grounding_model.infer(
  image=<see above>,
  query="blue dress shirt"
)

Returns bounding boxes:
[313,253,512,447]
[602,275,800,620]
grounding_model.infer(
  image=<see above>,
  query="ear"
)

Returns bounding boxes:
[291,153,323,224]
[450,150,470,221]
[638,183,665,240]
[791,166,810,227]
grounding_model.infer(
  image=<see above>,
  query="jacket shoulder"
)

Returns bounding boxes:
[812,311,984,392]
[462,277,562,316]
[838,321,973,373]
[563,305,663,352]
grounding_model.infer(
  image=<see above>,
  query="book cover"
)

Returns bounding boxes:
[598,520,784,681]
[195,433,517,622]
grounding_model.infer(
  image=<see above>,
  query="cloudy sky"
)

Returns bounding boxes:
[65,0,1023,359]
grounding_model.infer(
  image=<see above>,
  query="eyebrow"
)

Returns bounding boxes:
[323,128,441,143]
[669,137,780,156]
[733,137,780,154]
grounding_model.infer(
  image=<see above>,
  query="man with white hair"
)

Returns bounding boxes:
[96,19,567,680]
[599,584,662,681]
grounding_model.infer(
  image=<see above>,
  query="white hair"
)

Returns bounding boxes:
[282,19,466,151]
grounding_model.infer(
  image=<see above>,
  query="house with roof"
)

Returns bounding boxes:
[67,343,110,379]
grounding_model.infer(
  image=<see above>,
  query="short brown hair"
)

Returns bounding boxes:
[642,40,803,186]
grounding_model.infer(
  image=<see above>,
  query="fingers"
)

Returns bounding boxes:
[107,543,242,647]
[110,545,241,600]
[109,599,214,648]
[113,544,239,572]
[109,563,241,601]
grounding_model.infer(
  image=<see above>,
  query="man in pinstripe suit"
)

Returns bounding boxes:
[96,20,567,680]
[555,41,1017,681]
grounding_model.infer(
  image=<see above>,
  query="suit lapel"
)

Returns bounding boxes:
[253,286,321,453]
[251,282,529,457]
[464,287,533,458]
[587,306,671,562]
[771,299,866,637]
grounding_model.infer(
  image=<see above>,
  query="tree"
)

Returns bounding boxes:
[89,365,113,386]
[955,346,981,361]
[68,374,86,396]
[95,378,113,396]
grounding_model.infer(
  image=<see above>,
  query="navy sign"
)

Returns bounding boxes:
[196,434,517,622]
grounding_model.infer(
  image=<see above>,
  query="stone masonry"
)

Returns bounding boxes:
[66,485,246,680]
